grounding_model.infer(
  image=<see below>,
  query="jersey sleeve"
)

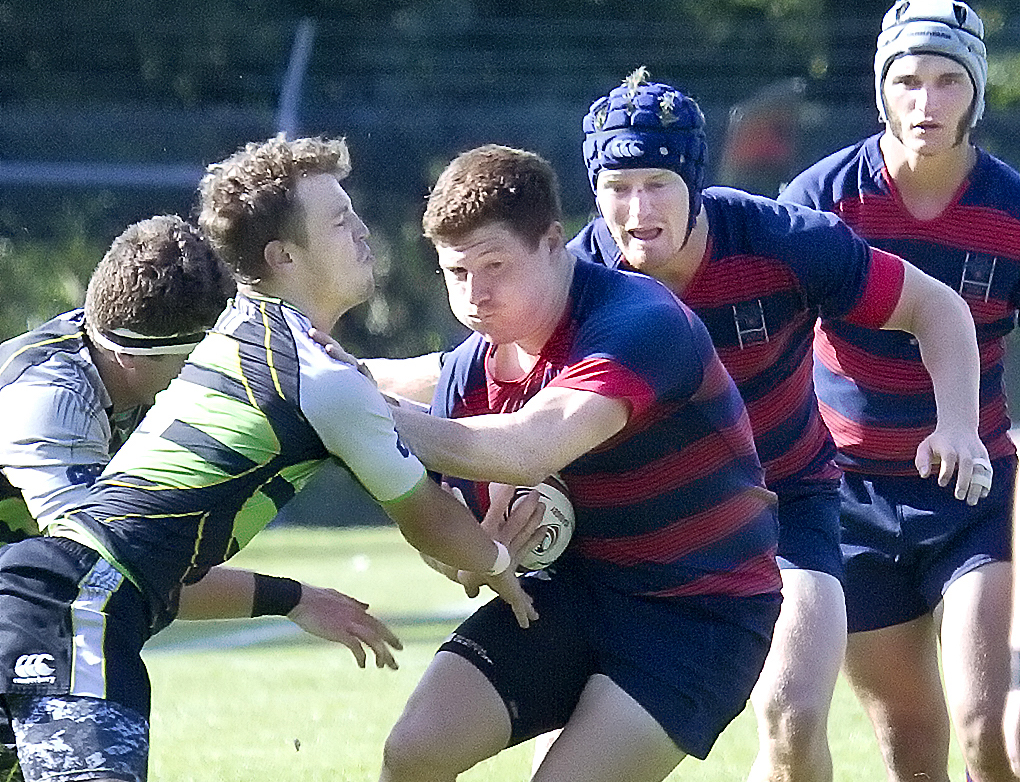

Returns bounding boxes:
[546,356,658,418]
[555,272,706,416]
[755,198,875,321]
[839,248,906,328]
[777,171,826,211]
[293,331,426,504]
[0,379,109,529]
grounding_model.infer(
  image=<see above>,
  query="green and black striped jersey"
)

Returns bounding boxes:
[54,293,425,623]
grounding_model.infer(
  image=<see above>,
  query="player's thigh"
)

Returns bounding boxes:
[939,561,1011,722]
[599,591,780,760]
[386,650,511,766]
[752,567,846,707]
[394,573,594,751]
[534,674,685,782]
[844,616,947,721]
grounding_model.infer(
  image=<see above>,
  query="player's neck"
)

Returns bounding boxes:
[238,281,345,333]
[660,208,709,295]
[88,344,140,412]
[493,253,575,376]
[880,131,976,221]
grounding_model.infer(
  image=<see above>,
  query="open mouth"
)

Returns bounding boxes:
[628,227,662,241]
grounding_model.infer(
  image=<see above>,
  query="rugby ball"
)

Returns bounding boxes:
[507,474,575,571]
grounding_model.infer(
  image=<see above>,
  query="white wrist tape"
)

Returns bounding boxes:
[488,541,512,576]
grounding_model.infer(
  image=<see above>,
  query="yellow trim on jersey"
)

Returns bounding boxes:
[378,470,430,506]
[0,332,80,377]
[47,521,143,593]
[258,301,285,399]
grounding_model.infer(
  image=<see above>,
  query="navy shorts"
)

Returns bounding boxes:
[840,455,1015,633]
[775,481,843,581]
[438,568,781,759]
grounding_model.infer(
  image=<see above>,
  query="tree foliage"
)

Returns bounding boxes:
[1,0,1018,354]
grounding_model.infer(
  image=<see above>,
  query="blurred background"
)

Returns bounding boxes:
[4,0,1020,526]
[4,0,1020,352]
[4,2,1020,526]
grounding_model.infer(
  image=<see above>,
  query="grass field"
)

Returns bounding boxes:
[142,526,966,781]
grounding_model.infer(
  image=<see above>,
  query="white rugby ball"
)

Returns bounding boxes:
[507,473,575,571]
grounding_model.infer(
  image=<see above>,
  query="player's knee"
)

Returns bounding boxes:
[381,718,448,780]
[955,710,1010,775]
[753,680,830,742]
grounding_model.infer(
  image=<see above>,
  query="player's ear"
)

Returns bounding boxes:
[112,351,137,370]
[545,221,565,253]
[263,239,293,273]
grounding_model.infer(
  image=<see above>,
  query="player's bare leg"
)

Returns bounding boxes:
[844,616,951,782]
[940,562,1013,782]
[531,674,684,782]
[747,568,846,782]
[380,652,510,782]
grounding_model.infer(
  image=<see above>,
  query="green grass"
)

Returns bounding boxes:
[143,526,966,781]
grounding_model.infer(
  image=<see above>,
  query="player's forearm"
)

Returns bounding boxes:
[912,291,980,432]
[1011,457,1020,648]
[383,478,509,574]
[363,353,443,405]
[177,566,257,619]
[886,266,980,431]
[391,406,554,486]
[178,567,307,621]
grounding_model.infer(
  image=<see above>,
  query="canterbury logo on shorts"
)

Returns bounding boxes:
[13,653,56,684]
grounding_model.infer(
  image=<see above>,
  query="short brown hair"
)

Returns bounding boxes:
[198,135,352,283]
[423,145,562,251]
[85,215,234,337]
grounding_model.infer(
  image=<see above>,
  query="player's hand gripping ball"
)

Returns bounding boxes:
[507,474,575,570]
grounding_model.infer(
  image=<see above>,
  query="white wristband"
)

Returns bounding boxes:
[488,541,511,576]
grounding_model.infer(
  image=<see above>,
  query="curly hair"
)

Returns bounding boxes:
[198,135,352,283]
[84,215,234,338]
[423,145,562,252]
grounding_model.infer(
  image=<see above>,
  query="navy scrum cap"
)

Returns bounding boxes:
[583,67,708,234]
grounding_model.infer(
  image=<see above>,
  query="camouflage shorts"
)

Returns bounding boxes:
[7,694,147,782]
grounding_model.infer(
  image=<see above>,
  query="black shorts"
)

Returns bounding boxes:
[840,456,1015,632]
[0,536,152,718]
[439,568,780,760]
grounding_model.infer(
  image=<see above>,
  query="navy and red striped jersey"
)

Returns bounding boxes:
[569,187,902,490]
[433,259,780,600]
[780,134,1020,474]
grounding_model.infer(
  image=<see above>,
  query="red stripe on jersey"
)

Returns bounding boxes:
[981,338,1005,370]
[548,356,657,418]
[764,413,837,482]
[843,249,904,328]
[817,399,927,462]
[687,253,800,301]
[650,551,782,597]
[716,312,813,384]
[837,192,1020,258]
[744,353,813,433]
[814,325,933,394]
[576,488,773,565]
[567,424,760,507]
